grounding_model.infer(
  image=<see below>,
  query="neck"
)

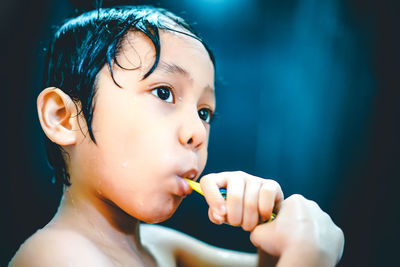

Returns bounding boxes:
[50,183,143,253]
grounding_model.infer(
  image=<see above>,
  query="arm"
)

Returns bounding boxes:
[141,224,257,267]
[175,235,257,267]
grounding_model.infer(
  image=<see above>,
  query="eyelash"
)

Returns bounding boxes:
[150,85,175,103]
[150,85,214,124]
[198,107,213,124]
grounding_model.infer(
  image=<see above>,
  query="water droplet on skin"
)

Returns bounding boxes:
[95,180,103,196]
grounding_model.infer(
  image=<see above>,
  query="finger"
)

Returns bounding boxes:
[259,180,283,222]
[208,207,224,225]
[200,173,227,217]
[226,174,245,226]
[242,180,261,231]
[250,221,281,256]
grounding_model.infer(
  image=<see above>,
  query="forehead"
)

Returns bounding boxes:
[118,29,215,88]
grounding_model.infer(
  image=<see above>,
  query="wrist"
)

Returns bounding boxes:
[257,249,278,267]
[277,245,337,267]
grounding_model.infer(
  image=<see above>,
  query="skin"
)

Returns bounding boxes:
[9,28,344,267]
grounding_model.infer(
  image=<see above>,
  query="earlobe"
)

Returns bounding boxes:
[37,87,80,146]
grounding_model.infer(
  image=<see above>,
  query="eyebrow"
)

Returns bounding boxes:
[157,61,190,77]
[155,61,215,92]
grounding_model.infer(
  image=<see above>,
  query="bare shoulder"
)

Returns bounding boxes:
[9,227,113,267]
[140,224,257,267]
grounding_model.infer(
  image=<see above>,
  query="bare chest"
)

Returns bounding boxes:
[100,240,177,267]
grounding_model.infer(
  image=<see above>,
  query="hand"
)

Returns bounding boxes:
[250,194,345,266]
[200,171,283,231]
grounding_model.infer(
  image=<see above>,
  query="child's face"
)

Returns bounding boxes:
[71,30,215,223]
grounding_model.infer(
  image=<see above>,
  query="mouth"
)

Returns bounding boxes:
[176,168,198,196]
[179,168,198,181]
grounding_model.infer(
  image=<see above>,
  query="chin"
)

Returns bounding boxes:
[137,198,182,224]
[141,214,172,224]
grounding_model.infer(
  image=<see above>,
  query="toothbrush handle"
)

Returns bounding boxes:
[219,188,227,199]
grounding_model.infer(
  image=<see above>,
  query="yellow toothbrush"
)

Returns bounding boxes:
[185,178,226,199]
[185,179,276,222]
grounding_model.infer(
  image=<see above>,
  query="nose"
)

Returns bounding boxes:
[178,108,207,150]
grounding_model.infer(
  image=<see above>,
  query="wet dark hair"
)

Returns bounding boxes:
[43,5,215,185]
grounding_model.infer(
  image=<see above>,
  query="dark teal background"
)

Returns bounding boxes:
[3,0,400,266]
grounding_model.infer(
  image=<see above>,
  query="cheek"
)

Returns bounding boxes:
[91,147,175,209]
[92,94,176,163]
[92,121,177,185]
[86,113,181,222]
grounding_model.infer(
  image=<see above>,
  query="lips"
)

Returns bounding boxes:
[176,168,198,196]
[176,177,191,196]
[179,168,198,181]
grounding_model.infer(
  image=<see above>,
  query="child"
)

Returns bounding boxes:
[10,6,344,266]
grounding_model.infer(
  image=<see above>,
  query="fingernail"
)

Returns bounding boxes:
[213,211,224,224]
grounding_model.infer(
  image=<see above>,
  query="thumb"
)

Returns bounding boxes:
[250,221,282,257]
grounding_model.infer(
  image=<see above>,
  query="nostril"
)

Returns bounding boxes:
[187,138,193,145]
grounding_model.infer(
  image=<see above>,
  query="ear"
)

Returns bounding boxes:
[37,87,81,146]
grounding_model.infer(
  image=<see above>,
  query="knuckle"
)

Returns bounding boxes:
[323,210,332,221]
[289,194,305,202]
[260,184,274,194]
[235,170,246,176]
[266,179,280,188]
[262,180,281,194]
[334,224,342,234]
[320,213,331,224]
[337,227,345,243]
[227,176,236,184]
[308,200,320,209]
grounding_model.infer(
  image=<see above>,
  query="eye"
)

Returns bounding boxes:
[198,108,213,124]
[151,86,174,103]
